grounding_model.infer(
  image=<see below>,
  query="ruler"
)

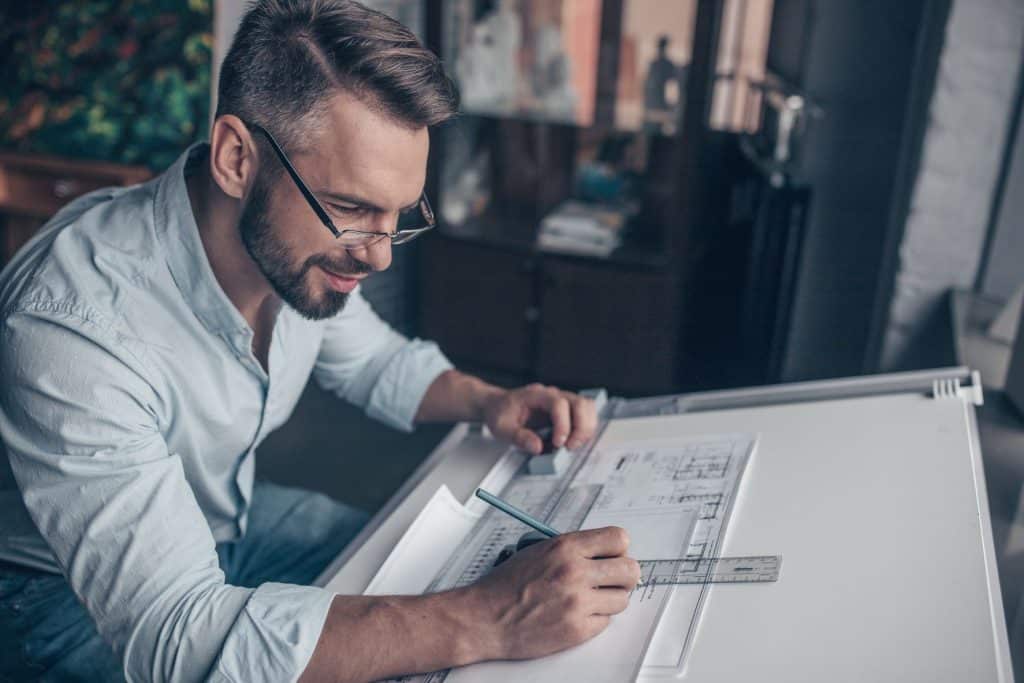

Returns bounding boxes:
[639,555,781,586]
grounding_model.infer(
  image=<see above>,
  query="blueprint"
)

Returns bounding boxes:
[367,406,757,683]
[593,435,756,678]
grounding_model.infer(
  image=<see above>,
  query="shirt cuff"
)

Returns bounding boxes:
[208,582,335,683]
[366,339,453,432]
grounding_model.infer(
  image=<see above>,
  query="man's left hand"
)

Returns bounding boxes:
[482,383,597,455]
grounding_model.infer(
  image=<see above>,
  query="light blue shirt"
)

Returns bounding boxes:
[0,144,453,681]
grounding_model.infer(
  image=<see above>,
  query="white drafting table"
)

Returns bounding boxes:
[317,368,1012,682]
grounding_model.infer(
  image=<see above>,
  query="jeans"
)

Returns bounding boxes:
[0,481,368,682]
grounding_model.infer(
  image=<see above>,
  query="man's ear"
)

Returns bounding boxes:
[209,115,258,200]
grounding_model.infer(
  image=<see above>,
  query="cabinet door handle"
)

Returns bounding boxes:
[53,179,80,199]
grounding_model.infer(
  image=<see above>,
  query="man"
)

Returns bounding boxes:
[643,35,687,135]
[0,1,639,681]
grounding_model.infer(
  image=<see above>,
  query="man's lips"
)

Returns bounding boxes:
[320,267,365,293]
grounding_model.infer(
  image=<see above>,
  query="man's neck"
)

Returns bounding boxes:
[185,163,279,334]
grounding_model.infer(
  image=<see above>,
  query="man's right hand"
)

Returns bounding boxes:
[464,526,641,661]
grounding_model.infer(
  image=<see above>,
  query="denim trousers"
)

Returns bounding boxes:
[0,481,368,682]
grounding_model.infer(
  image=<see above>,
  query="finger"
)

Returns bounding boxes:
[568,526,630,558]
[588,556,643,590]
[565,395,597,450]
[513,427,544,455]
[537,390,572,448]
[588,588,631,616]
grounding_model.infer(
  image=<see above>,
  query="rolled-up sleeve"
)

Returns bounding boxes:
[312,288,452,431]
[0,307,333,683]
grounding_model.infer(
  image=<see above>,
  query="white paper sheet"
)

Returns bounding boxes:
[438,503,699,683]
[369,433,755,683]
[441,446,710,683]
[364,485,481,596]
[445,588,668,683]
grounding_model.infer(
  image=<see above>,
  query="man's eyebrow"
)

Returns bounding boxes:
[319,190,421,212]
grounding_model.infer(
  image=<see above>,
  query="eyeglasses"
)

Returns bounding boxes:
[247,122,436,249]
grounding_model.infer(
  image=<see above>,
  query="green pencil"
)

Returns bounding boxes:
[474,488,561,537]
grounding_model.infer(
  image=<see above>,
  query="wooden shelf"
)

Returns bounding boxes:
[0,150,152,264]
[438,211,673,272]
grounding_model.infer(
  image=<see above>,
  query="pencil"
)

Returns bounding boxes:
[474,488,561,537]
[474,487,645,588]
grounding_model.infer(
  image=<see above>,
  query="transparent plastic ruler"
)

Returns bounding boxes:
[638,555,781,587]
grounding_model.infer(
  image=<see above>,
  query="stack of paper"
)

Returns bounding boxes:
[537,200,627,258]
[364,486,481,596]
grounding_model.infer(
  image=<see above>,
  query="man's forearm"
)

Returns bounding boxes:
[299,587,497,683]
[415,369,503,424]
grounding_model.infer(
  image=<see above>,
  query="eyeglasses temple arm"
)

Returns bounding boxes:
[251,124,341,238]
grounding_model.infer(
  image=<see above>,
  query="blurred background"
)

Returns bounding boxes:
[2,0,1024,640]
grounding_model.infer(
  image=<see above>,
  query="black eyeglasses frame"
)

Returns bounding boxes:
[246,122,436,247]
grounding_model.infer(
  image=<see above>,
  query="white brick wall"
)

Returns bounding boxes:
[880,0,1024,370]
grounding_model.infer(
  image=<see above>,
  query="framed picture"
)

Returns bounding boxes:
[614,0,697,134]
[443,0,602,125]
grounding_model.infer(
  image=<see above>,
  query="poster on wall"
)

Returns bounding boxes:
[614,0,697,135]
[443,0,602,125]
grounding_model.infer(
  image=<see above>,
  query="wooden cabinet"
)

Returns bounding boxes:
[537,258,678,394]
[0,152,151,265]
[407,0,735,397]
[419,235,680,396]
[421,239,535,374]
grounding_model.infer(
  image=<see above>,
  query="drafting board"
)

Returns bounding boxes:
[319,367,1012,682]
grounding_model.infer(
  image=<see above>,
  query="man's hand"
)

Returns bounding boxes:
[482,383,598,454]
[300,527,639,682]
[416,371,598,453]
[465,526,640,660]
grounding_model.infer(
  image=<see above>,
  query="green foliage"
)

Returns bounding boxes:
[0,1,213,171]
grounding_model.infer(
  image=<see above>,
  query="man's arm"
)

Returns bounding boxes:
[300,528,640,683]
[411,367,503,423]
[0,311,334,682]
[313,290,597,452]
[313,289,454,431]
[415,369,599,454]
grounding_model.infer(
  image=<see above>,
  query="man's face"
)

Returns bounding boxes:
[239,91,429,320]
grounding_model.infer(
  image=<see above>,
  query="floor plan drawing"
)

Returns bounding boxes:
[370,415,757,683]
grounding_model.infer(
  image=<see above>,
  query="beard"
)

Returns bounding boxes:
[238,171,371,320]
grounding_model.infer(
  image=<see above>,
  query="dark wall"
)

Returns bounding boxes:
[980,82,1024,301]
[772,0,939,380]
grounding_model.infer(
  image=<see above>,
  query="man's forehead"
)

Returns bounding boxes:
[297,91,429,208]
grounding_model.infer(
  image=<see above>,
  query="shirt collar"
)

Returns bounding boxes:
[154,142,251,336]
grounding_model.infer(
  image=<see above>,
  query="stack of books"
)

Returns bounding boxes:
[536,200,628,258]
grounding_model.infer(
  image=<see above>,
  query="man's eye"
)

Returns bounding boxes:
[332,204,365,216]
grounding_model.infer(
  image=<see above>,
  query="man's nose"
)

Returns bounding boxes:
[348,234,392,272]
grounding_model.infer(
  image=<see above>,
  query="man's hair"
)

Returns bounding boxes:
[215,0,458,150]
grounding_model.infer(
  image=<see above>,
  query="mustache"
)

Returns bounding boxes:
[306,252,375,277]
